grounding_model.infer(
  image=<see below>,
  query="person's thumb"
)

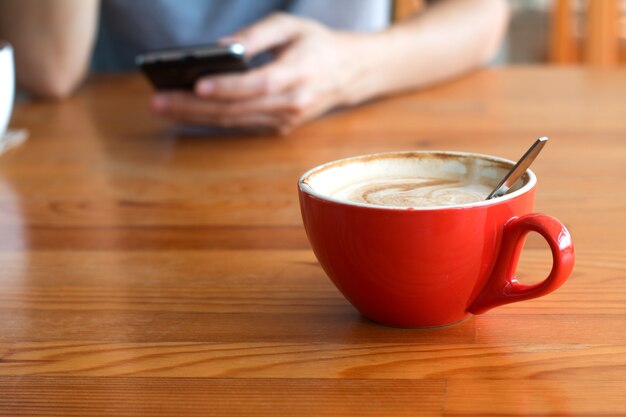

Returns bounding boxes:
[223,12,304,57]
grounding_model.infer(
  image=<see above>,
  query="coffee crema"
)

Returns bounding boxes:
[330,177,492,208]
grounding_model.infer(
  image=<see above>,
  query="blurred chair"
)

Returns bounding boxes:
[393,0,425,21]
[549,0,621,66]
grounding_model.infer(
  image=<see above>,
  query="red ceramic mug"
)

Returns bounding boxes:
[298,151,575,327]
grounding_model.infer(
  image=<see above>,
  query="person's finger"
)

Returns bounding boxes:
[152,92,285,128]
[154,90,306,117]
[194,58,303,100]
[227,12,305,57]
[172,111,283,130]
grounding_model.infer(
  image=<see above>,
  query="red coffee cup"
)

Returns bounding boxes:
[298,151,575,327]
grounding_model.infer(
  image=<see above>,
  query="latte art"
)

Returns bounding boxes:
[331,177,493,207]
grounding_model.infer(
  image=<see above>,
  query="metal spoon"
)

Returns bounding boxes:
[486,136,548,200]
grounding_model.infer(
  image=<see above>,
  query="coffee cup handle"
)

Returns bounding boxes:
[468,213,575,315]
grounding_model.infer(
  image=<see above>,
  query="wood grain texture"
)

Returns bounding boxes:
[1,68,625,415]
[1,341,625,381]
[0,377,445,417]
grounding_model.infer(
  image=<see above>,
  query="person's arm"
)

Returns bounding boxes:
[152,0,509,133]
[0,0,100,99]
[342,0,509,105]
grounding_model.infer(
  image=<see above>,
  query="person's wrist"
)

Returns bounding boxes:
[335,30,397,107]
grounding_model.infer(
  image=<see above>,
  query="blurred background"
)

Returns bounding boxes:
[504,0,626,65]
[397,0,626,66]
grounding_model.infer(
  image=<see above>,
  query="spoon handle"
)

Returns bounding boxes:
[487,137,548,200]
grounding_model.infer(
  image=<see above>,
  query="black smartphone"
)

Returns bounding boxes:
[136,43,249,90]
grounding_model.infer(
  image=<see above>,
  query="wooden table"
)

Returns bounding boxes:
[1,68,625,416]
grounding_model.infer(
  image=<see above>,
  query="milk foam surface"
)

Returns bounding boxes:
[331,177,493,207]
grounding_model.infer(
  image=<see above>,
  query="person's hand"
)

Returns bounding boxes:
[151,13,372,134]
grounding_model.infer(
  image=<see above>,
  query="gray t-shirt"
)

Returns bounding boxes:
[92,0,390,71]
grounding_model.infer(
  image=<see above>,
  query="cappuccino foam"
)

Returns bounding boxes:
[331,177,492,208]
[301,152,526,209]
